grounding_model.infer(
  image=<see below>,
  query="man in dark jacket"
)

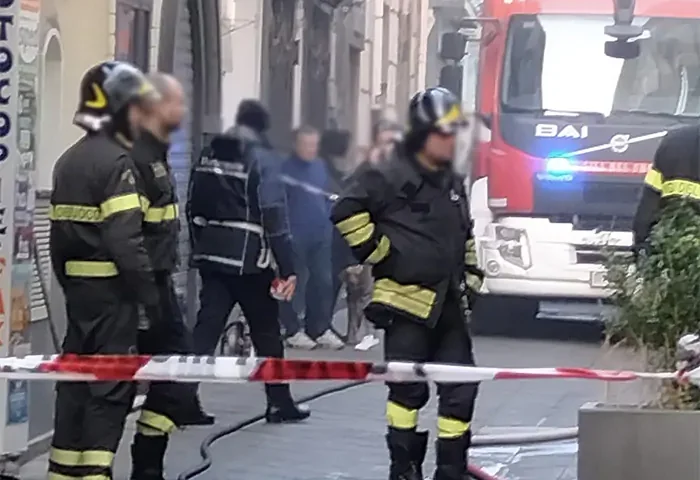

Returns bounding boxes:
[188,99,309,422]
[49,61,159,480]
[331,87,483,480]
[129,72,212,480]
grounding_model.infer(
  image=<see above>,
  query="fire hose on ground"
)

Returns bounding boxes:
[174,379,579,480]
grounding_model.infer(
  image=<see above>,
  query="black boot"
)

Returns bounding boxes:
[433,434,470,480]
[387,427,429,480]
[130,434,168,480]
[177,383,215,427]
[264,383,311,423]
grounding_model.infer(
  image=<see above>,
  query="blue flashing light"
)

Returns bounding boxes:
[546,157,574,175]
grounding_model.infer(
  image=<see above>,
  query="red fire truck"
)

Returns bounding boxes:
[459,0,700,323]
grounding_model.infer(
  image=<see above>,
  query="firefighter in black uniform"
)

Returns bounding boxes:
[49,61,160,480]
[129,73,213,480]
[188,99,310,422]
[331,87,483,480]
[633,125,700,250]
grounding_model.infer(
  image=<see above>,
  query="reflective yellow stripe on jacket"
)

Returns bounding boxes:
[644,167,700,201]
[144,203,179,223]
[464,238,483,291]
[644,167,663,192]
[372,278,436,320]
[335,212,391,264]
[661,179,700,200]
[64,261,118,278]
[50,193,143,223]
[139,195,179,223]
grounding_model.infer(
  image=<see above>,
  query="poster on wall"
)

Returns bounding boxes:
[8,263,30,358]
[6,380,27,425]
[5,0,40,429]
[0,0,20,370]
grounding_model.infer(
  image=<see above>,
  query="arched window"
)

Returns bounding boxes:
[115,0,153,71]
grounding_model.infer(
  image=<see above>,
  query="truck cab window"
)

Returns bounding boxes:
[500,13,700,119]
[502,15,545,110]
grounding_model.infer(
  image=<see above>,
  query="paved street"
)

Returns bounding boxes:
[21,331,648,480]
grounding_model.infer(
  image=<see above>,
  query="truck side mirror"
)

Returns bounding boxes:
[440,32,467,61]
[613,0,636,26]
[604,0,643,58]
[604,39,641,59]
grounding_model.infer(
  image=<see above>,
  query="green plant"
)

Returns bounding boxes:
[603,199,700,409]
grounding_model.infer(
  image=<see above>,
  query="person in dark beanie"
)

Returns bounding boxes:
[188,98,310,423]
[235,99,273,146]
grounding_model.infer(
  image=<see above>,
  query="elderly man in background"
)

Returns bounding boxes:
[280,126,345,350]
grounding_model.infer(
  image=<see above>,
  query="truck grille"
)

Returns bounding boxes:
[547,214,633,232]
[574,244,631,265]
[583,182,642,205]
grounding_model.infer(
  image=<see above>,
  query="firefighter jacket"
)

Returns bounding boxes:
[330,147,484,328]
[187,125,295,278]
[633,125,700,250]
[131,130,179,272]
[49,131,158,307]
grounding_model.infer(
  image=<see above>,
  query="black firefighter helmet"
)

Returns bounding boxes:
[73,60,159,132]
[407,87,467,136]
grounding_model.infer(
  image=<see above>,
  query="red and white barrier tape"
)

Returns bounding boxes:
[0,354,685,384]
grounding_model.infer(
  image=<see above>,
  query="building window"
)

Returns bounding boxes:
[115,0,152,71]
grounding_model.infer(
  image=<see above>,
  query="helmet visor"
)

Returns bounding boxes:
[434,103,469,135]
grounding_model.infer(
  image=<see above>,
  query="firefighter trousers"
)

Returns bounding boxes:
[384,295,479,439]
[135,271,200,438]
[193,269,295,407]
[50,284,139,480]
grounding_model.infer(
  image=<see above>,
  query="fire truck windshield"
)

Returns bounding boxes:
[501,14,700,118]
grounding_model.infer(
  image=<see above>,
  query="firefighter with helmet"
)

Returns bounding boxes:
[128,72,214,480]
[331,87,483,480]
[48,61,159,480]
[633,125,700,252]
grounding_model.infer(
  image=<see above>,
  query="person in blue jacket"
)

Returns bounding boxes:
[280,125,345,350]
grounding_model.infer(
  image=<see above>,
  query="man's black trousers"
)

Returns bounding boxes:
[50,281,139,480]
[384,295,479,439]
[193,269,292,406]
[135,271,199,436]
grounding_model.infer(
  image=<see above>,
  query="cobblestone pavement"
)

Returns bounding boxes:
[22,333,648,480]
